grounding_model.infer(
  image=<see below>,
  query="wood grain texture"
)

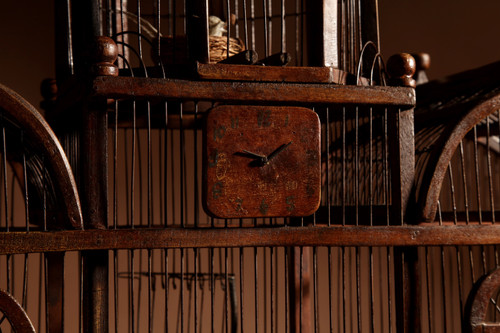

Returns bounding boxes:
[0,83,83,229]
[467,268,500,333]
[197,63,355,84]
[0,290,36,332]
[2,224,500,255]
[203,105,321,218]
[90,76,416,108]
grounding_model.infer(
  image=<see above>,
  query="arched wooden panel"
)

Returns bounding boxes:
[0,83,82,229]
[466,268,500,333]
[413,62,500,222]
[0,289,36,333]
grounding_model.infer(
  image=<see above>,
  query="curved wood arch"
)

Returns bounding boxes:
[415,92,500,222]
[0,289,36,333]
[466,268,500,333]
[0,83,82,229]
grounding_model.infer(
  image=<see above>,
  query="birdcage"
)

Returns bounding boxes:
[2,0,500,332]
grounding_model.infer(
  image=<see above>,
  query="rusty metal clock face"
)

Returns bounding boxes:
[203,105,321,218]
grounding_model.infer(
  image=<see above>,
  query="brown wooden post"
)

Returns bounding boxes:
[80,36,117,333]
[387,53,418,333]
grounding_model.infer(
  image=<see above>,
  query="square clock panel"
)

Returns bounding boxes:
[203,105,321,219]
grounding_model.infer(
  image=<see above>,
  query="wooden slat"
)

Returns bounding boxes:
[196,63,352,84]
[1,224,500,254]
[91,76,415,108]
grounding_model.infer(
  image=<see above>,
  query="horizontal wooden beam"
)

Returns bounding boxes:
[91,76,415,108]
[0,224,499,255]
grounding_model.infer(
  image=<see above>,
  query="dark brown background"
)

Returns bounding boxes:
[1,1,499,109]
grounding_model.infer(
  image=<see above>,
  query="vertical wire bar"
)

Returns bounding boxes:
[137,0,143,58]
[384,108,389,224]
[170,129,176,226]
[285,247,289,333]
[22,254,29,308]
[254,246,258,332]
[342,107,346,226]
[473,126,482,223]
[38,253,44,332]
[262,0,269,57]
[131,250,136,333]
[181,248,185,333]
[448,163,458,223]
[194,102,200,228]
[194,248,199,333]
[342,247,346,332]
[294,0,299,66]
[340,0,346,71]
[313,247,318,333]
[369,248,375,333]
[243,0,249,47]
[45,254,50,333]
[300,0,304,66]
[165,249,169,333]
[271,245,275,333]
[2,121,9,233]
[459,141,470,224]
[425,248,433,332]
[387,247,393,333]
[114,250,119,333]
[281,0,285,54]
[327,247,333,333]
[148,250,153,333]
[455,246,464,328]
[267,0,272,55]
[355,106,359,225]
[226,0,231,59]
[440,247,448,332]
[356,248,361,332]
[211,247,215,333]
[164,104,168,228]
[42,154,47,232]
[485,116,495,223]
[225,247,229,333]
[21,132,29,232]
[235,0,240,38]
[131,101,137,228]
[240,247,244,333]
[180,104,185,227]
[113,102,119,229]
[356,0,362,71]
[369,107,373,225]
[326,107,331,225]
[147,103,152,228]
[250,0,256,50]
[299,247,303,333]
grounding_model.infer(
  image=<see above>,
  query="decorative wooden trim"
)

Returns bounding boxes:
[0,84,83,229]
[0,290,36,333]
[468,268,500,333]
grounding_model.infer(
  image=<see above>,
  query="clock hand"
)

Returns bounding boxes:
[236,150,268,165]
[266,141,292,163]
[241,150,267,160]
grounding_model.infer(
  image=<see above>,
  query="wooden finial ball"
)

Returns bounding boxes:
[387,53,416,87]
[92,36,119,76]
[387,53,416,78]
[412,52,431,71]
[40,78,57,101]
